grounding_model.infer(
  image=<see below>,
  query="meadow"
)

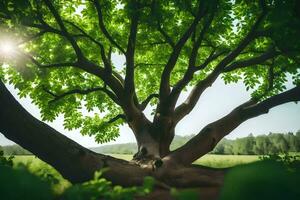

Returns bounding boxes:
[12,153,261,193]
[107,154,260,168]
[4,153,299,200]
[14,154,261,170]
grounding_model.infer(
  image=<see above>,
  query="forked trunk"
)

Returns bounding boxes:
[131,122,174,168]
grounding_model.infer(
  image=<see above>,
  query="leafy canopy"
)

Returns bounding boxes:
[0,0,299,143]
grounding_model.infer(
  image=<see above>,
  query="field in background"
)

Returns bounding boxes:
[13,154,260,170]
[109,154,260,168]
[10,153,298,194]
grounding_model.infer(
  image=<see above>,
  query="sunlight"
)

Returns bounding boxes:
[0,40,16,57]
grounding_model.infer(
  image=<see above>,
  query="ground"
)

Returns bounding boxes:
[6,153,300,200]
[12,154,260,193]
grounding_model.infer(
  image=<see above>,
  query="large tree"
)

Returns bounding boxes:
[0,0,300,195]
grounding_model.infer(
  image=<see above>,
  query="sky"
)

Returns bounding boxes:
[1,73,300,148]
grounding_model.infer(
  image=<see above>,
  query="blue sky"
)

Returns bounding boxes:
[1,76,299,148]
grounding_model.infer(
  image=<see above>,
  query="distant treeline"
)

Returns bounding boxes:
[1,131,300,155]
[0,145,31,155]
[212,132,300,155]
[90,131,300,155]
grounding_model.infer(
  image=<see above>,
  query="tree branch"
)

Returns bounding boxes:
[106,114,127,123]
[0,80,148,184]
[139,93,159,110]
[22,51,124,105]
[18,31,47,45]
[124,1,139,98]
[195,50,228,70]
[166,85,300,165]
[167,10,217,109]
[159,1,207,101]
[21,52,77,68]
[173,10,268,122]
[267,63,274,91]
[93,0,126,54]
[157,23,175,48]
[43,0,84,59]
[223,47,280,72]
[43,86,120,105]
[63,20,112,72]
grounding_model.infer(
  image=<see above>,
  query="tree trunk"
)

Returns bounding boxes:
[0,81,225,199]
[131,121,174,165]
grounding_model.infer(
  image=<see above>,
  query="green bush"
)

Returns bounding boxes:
[0,150,13,167]
[0,165,53,200]
[62,172,154,200]
[220,160,300,200]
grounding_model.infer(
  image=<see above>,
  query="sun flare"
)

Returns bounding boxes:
[0,40,16,56]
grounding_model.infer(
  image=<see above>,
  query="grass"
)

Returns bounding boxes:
[10,153,297,194]
[14,154,260,170]
[13,155,71,194]
[194,154,259,168]
[107,154,260,168]
[5,153,299,200]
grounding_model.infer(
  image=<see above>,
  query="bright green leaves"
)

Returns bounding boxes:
[81,113,123,144]
[1,0,300,144]
[220,0,300,101]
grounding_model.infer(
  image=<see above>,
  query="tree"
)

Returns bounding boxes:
[234,135,255,155]
[296,130,300,151]
[270,133,289,153]
[0,0,300,192]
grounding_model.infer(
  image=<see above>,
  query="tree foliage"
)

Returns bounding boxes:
[0,0,299,144]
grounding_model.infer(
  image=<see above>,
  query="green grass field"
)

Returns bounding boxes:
[9,153,299,196]
[108,154,260,168]
[13,154,260,170]
[11,153,260,193]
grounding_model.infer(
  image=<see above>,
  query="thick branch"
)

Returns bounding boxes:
[0,80,147,185]
[173,11,268,122]
[166,86,300,165]
[124,2,139,98]
[159,2,206,100]
[167,11,217,109]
